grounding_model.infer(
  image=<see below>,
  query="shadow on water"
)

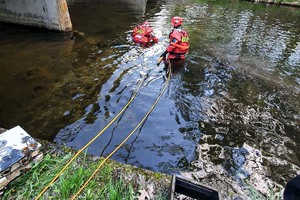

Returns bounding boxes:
[0,0,300,198]
[0,23,76,136]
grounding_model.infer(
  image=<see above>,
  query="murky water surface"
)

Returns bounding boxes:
[0,0,299,198]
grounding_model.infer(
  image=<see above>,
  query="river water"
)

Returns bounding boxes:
[0,0,299,199]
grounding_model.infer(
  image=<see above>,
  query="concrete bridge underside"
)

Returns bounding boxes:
[0,0,72,32]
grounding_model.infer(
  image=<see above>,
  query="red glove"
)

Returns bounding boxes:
[152,37,158,43]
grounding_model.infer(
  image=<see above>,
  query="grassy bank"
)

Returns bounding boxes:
[1,140,285,199]
[2,145,170,200]
[2,152,282,200]
[246,0,300,7]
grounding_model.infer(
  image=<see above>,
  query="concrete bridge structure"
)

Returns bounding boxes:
[0,0,149,32]
[0,0,72,32]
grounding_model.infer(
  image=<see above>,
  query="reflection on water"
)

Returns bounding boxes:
[1,0,300,198]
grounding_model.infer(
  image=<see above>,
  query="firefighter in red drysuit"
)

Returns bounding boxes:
[131,21,158,47]
[157,16,190,73]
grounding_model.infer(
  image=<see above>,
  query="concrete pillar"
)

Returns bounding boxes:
[0,0,72,32]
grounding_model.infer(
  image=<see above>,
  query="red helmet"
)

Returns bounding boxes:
[142,21,150,27]
[171,16,183,28]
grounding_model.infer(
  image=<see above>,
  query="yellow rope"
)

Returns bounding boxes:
[70,64,172,200]
[35,78,144,200]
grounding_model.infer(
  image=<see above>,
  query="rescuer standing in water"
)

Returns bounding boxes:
[157,16,190,73]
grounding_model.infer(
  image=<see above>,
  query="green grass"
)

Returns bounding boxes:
[1,152,168,200]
